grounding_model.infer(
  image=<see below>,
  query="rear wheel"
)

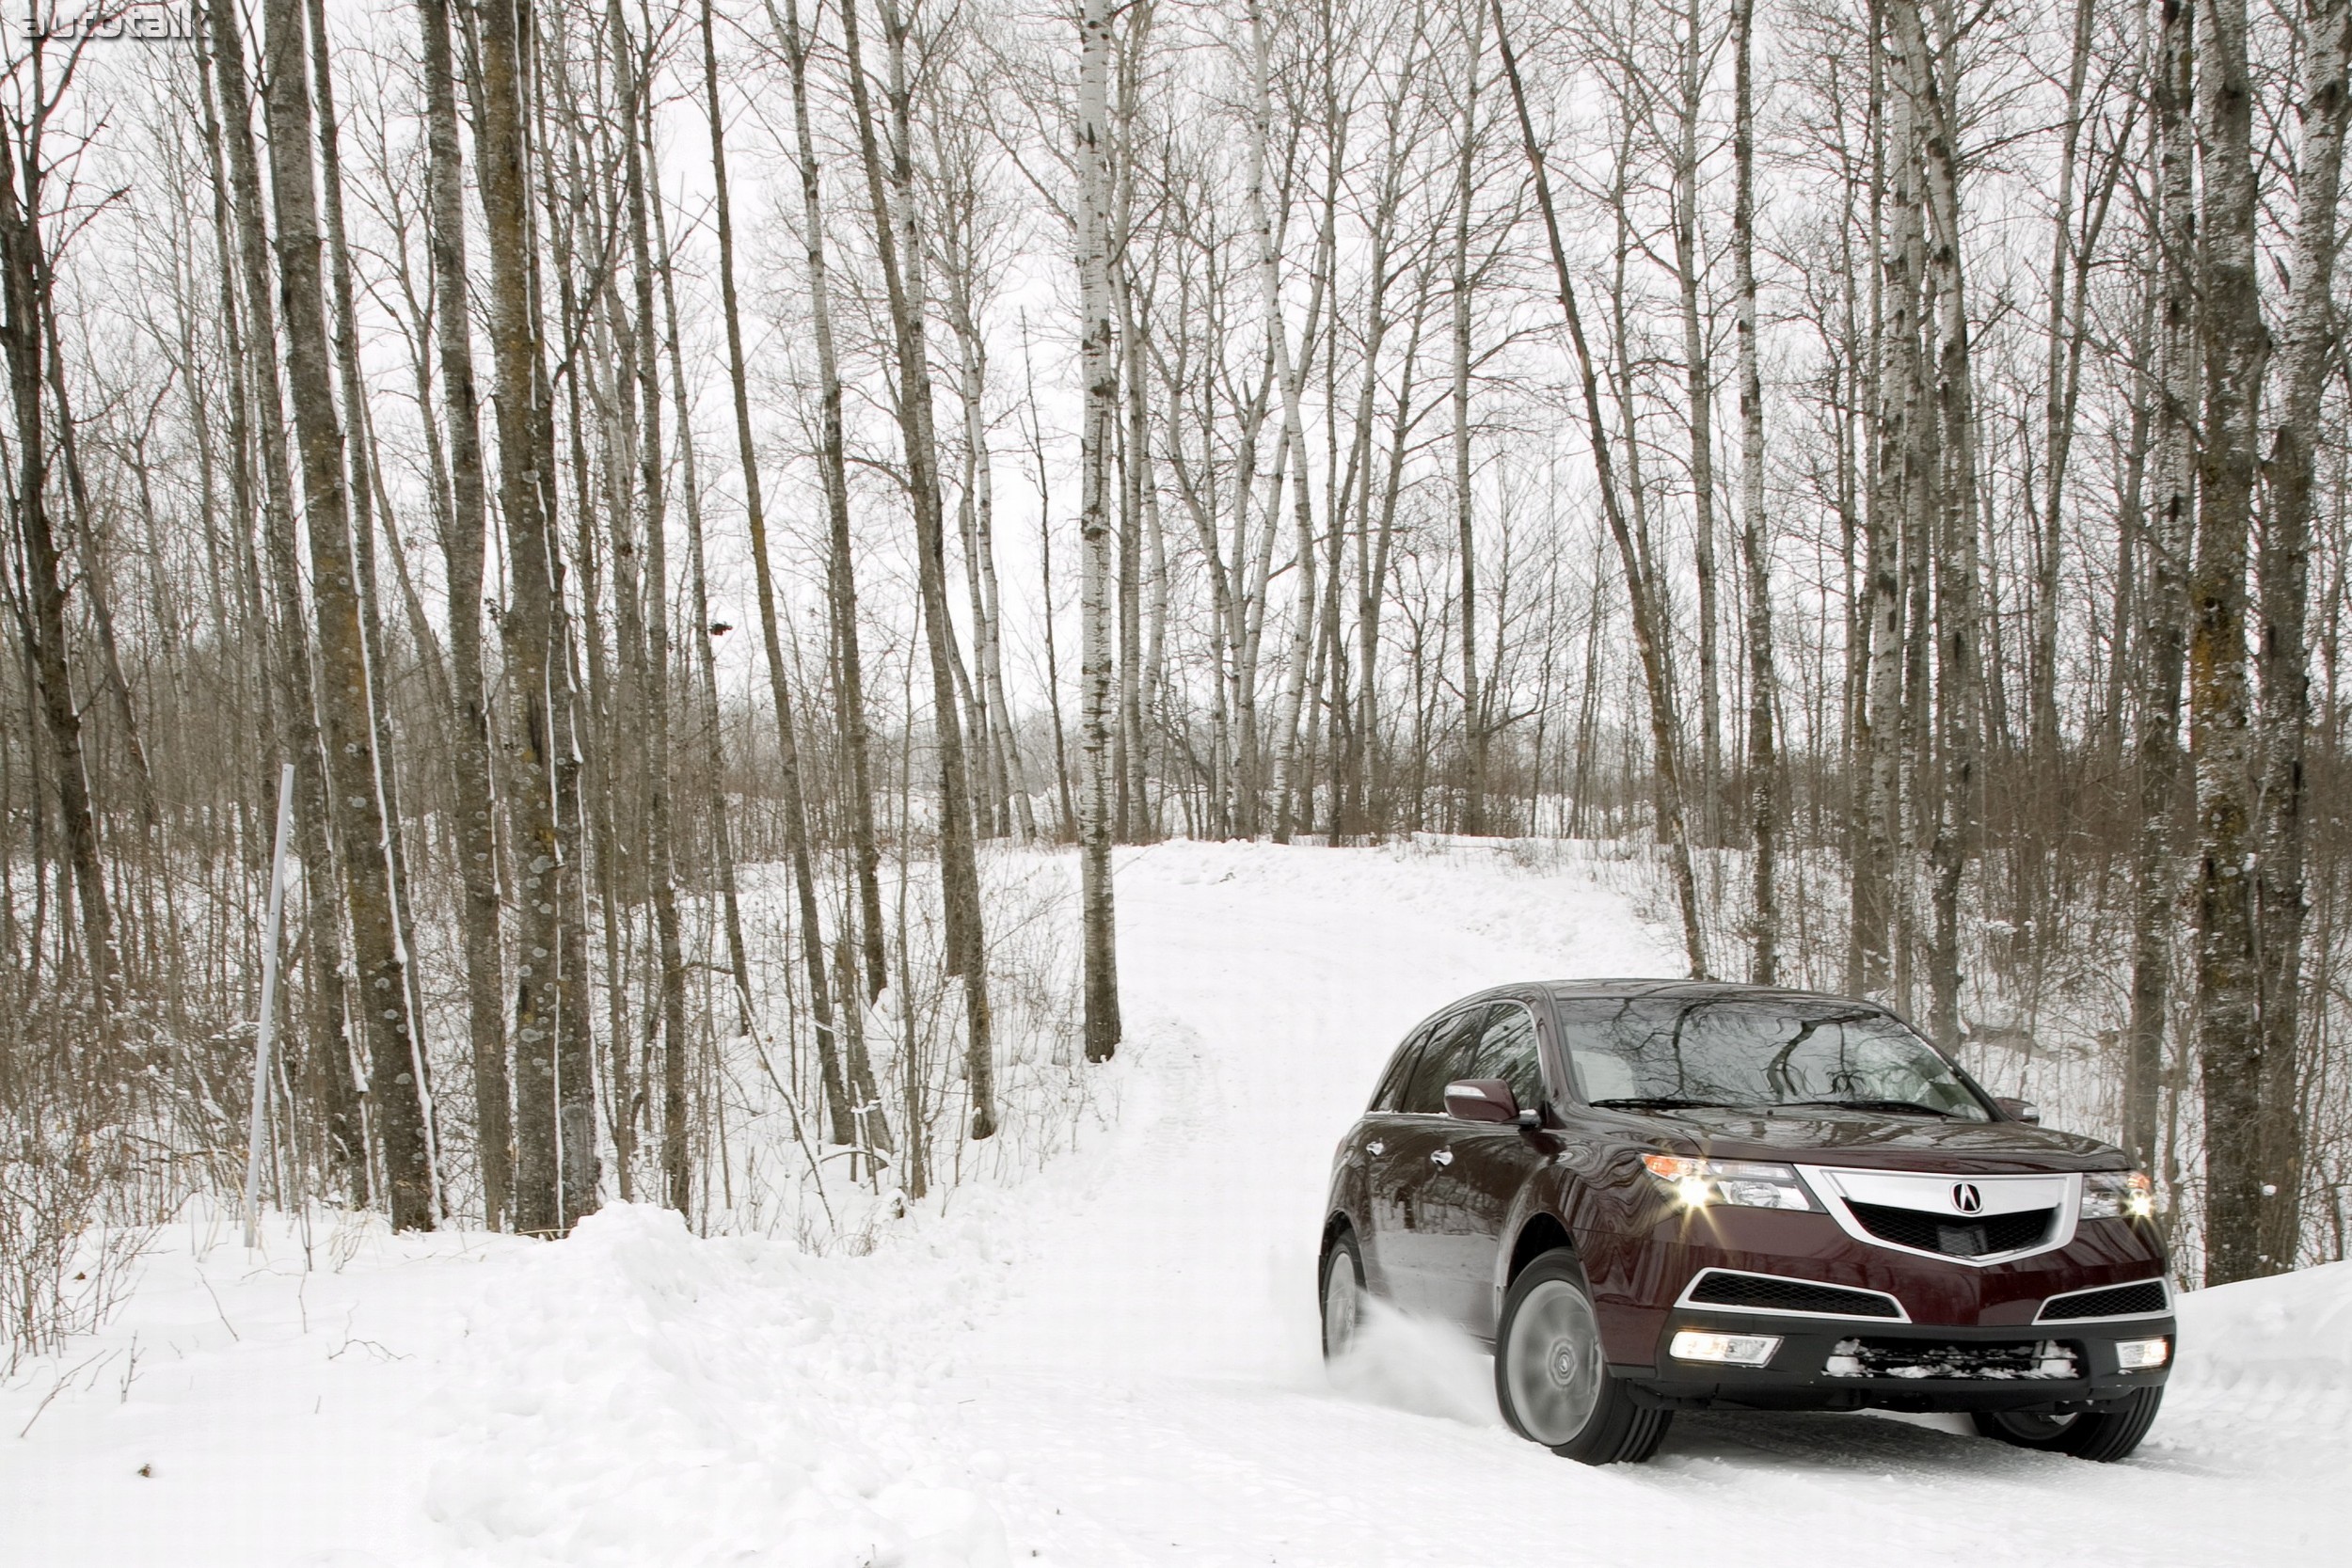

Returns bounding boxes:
[1971,1387,2163,1463]
[1320,1229,1368,1362]
[1493,1250,1671,1464]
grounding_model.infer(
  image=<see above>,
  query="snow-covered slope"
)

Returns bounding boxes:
[5,839,2346,1566]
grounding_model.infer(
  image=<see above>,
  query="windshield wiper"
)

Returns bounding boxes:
[1785,1098,1956,1118]
[1587,1097,1740,1112]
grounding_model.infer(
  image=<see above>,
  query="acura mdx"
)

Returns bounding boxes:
[1318,981,2174,1465]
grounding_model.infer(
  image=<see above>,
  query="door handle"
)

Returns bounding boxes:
[1430,1148,1454,1166]
[1367,1141,1385,1156]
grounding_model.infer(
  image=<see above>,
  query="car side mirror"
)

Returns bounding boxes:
[1444,1078,1518,1124]
[1994,1096,2041,1124]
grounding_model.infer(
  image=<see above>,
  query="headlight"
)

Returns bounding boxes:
[1642,1154,1820,1212]
[2081,1170,2156,1220]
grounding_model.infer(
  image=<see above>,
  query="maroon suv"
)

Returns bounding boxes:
[1319,982,2174,1465]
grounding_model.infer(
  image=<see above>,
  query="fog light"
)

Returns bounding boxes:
[1670,1329,1781,1367]
[2116,1337,2170,1370]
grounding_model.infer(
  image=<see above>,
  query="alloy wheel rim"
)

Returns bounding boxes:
[1505,1279,1602,1445]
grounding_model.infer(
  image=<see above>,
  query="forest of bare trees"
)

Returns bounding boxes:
[7,0,2352,1365]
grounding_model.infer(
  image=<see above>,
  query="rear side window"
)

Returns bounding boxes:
[1399,1006,1492,1113]
[1369,1022,1433,1112]
[1458,1002,1546,1113]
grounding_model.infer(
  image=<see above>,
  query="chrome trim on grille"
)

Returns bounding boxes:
[2034,1276,2174,1323]
[1796,1165,2082,1266]
[1674,1267,1912,1323]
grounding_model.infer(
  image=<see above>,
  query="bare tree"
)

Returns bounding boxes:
[0,41,115,1006]
[839,0,997,1137]
[415,0,511,1227]
[2191,0,2271,1284]
[259,0,433,1227]
[2249,0,2352,1271]
[2126,0,2196,1177]
[1731,0,1778,982]
[1496,0,1708,977]
[1077,0,1122,1061]
[475,0,577,1235]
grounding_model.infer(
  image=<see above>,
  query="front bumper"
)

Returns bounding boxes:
[1614,1307,2176,1413]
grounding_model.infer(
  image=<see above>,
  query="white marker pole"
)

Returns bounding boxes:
[243,764,297,1250]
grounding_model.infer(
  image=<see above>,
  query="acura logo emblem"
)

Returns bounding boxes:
[1952,1182,1984,1214]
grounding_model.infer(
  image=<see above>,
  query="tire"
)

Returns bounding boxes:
[1320,1228,1369,1363]
[1493,1249,1672,1465]
[1971,1387,2163,1463]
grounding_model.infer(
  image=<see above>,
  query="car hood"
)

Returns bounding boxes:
[1625,1105,2126,1173]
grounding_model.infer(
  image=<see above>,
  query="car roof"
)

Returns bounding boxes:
[1536,978,1897,1012]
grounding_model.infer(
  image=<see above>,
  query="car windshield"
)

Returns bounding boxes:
[1555,997,1991,1121]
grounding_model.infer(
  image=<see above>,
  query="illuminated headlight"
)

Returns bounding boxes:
[2115,1337,2170,1370]
[2082,1170,2157,1221]
[1642,1154,1820,1212]
[1671,1329,1782,1367]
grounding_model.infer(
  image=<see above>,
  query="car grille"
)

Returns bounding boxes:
[2039,1280,2169,1321]
[1845,1199,2054,1258]
[1825,1337,2079,1380]
[1688,1271,1903,1319]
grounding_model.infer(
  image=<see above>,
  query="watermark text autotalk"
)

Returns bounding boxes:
[17,4,195,41]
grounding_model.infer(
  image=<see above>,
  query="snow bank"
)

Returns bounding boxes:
[2159,1259,2352,1472]
[425,1204,1009,1568]
[2176,1258,2352,1386]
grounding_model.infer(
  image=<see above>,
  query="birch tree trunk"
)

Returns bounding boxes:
[2251,0,2351,1270]
[1247,0,1319,845]
[308,0,440,1216]
[1451,2,1485,835]
[476,0,572,1235]
[1677,0,1724,841]
[1857,5,1917,1002]
[1078,0,1123,1062]
[260,0,434,1228]
[2126,0,2197,1175]
[1732,0,1779,983]
[419,0,509,1226]
[610,2,692,1213]
[840,0,997,1136]
[2022,0,2097,955]
[2193,0,2274,1284]
[1890,0,1981,1054]
[201,0,366,1185]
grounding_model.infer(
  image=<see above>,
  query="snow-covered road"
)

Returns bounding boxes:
[6,840,2348,1566]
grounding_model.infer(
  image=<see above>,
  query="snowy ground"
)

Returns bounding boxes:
[5,839,2348,1566]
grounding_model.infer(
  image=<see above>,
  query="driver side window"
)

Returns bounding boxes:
[1459,1003,1546,1114]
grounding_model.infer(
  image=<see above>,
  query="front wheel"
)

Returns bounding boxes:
[1972,1386,2163,1463]
[1493,1250,1670,1464]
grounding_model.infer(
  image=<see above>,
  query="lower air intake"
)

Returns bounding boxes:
[1687,1271,1902,1319]
[2039,1280,2169,1321]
